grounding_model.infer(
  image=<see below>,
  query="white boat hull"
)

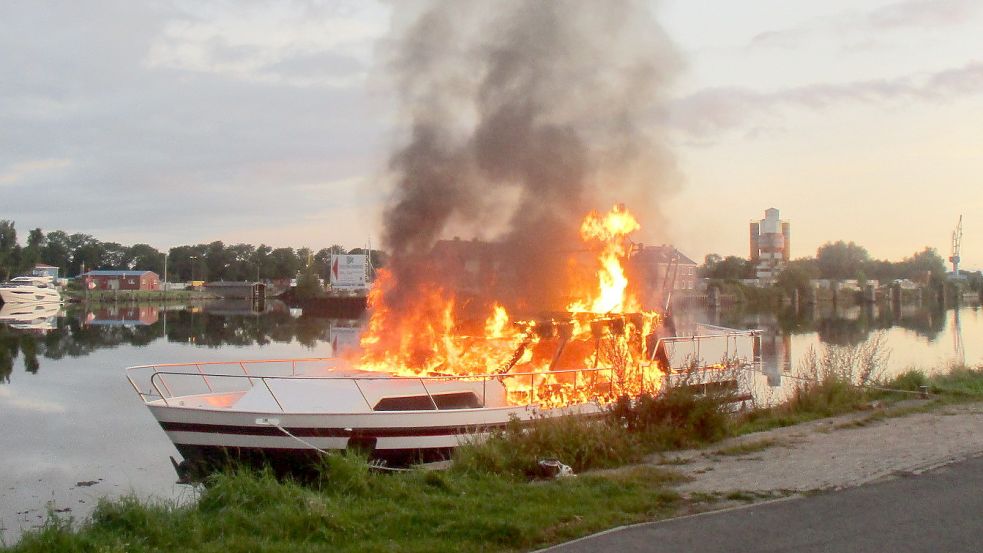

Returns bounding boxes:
[148,399,601,466]
[0,284,61,304]
[127,325,760,472]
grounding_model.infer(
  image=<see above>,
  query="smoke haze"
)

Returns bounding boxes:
[378,0,681,311]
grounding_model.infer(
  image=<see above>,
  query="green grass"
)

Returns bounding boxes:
[733,377,871,435]
[65,289,216,303]
[924,366,983,399]
[8,456,685,553]
[735,364,983,436]
[452,389,736,480]
[711,438,783,457]
[9,365,983,552]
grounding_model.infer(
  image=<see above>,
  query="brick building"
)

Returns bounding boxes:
[83,270,160,291]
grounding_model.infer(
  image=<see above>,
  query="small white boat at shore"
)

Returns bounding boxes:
[0,276,62,304]
[126,321,760,472]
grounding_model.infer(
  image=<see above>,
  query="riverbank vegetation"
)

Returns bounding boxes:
[6,356,983,551]
[0,219,384,283]
[701,241,983,307]
[64,289,218,302]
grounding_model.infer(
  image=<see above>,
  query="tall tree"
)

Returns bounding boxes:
[704,255,751,280]
[127,244,163,273]
[899,247,946,284]
[699,253,722,278]
[252,244,274,280]
[69,233,106,274]
[816,241,869,280]
[0,220,17,279]
[20,228,46,271]
[42,230,72,273]
[269,247,300,279]
[204,241,232,281]
[227,243,256,281]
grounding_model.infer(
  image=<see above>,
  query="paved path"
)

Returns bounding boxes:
[664,401,983,494]
[542,453,983,553]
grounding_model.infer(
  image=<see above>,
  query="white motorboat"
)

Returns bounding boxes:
[0,276,62,304]
[126,319,760,473]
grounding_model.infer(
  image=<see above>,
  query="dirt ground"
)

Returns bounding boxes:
[654,400,983,498]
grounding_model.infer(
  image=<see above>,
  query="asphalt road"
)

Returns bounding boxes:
[541,454,983,553]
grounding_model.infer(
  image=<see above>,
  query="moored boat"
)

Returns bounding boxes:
[0,276,61,304]
[126,320,760,474]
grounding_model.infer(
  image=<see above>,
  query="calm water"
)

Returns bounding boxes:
[1,299,980,541]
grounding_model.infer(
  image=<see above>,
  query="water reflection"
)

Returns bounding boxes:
[1,301,979,387]
[0,301,364,382]
[700,301,982,405]
[712,302,948,345]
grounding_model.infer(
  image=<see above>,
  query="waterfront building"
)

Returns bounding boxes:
[750,208,790,283]
[82,270,160,291]
[31,263,59,280]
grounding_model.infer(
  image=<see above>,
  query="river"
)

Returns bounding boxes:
[1,299,980,542]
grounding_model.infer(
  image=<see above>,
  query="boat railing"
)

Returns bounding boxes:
[656,327,762,372]
[126,329,762,412]
[133,364,631,412]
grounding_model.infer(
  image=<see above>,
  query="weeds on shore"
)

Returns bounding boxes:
[454,382,738,479]
[736,332,983,435]
[9,454,685,553]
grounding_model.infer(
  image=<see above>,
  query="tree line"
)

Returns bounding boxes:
[0,220,384,282]
[701,240,980,291]
[0,309,349,382]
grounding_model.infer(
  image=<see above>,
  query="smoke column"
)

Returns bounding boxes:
[378,0,681,313]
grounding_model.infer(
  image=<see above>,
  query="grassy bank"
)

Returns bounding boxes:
[7,362,983,552]
[9,458,687,553]
[65,289,217,303]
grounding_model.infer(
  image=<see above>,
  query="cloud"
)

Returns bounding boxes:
[867,0,978,29]
[0,158,73,185]
[750,0,981,49]
[144,1,385,87]
[669,61,983,137]
[0,1,392,248]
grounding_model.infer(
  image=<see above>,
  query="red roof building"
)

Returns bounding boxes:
[83,270,160,291]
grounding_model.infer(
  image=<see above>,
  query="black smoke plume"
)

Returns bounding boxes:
[378,0,681,314]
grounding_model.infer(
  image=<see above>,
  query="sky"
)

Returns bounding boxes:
[1,0,980,269]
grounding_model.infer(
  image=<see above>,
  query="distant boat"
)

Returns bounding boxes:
[0,276,62,304]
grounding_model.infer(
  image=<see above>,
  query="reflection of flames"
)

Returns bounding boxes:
[353,204,663,407]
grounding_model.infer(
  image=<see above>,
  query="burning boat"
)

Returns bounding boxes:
[126,206,761,472]
[126,318,758,470]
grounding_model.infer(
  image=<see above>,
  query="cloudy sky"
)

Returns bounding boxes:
[2,0,981,268]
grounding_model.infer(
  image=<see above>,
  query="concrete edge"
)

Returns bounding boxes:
[533,449,983,553]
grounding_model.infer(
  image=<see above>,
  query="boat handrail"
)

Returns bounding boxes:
[126,328,762,409]
[138,364,630,411]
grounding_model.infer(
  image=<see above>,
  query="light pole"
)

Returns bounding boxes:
[190,256,197,289]
[162,252,168,293]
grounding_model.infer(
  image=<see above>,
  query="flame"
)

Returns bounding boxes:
[352,204,663,407]
[567,204,640,314]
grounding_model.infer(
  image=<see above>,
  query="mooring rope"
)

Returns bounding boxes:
[269,423,414,472]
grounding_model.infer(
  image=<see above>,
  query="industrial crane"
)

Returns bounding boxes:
[949,215,963,276]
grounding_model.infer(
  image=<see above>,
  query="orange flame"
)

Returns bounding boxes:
[352,204,663,407]
[567,204,640,314]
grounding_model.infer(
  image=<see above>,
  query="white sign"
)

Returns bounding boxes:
[330,254,367,289]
